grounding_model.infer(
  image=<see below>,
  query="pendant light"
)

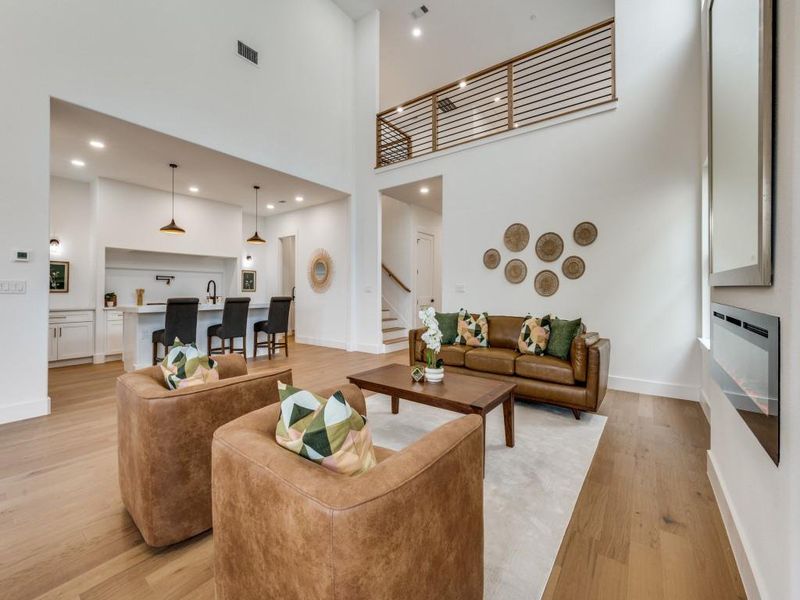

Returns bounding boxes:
[246,185,266,244]
[160,163,186,235]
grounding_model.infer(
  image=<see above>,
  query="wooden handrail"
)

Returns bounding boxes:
[382,263,411,293]
[375,18,616,168]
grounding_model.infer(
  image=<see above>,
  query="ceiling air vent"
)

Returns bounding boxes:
[437,98,457,113]
[237,41,258,65]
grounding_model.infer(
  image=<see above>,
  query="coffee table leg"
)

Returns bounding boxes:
[391,396,399,414]
[503,396,515,448]
[481,414,487,477]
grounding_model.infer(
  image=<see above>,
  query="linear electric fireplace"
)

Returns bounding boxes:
[711,303,780,464]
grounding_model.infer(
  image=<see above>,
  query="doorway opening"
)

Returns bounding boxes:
[379,176,442,352]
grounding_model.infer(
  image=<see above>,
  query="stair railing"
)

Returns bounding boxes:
[381,263,411,293]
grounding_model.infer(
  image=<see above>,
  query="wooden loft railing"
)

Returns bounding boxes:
[382,263,411,293]
[375,18,616,168]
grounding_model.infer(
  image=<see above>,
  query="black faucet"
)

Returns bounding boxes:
[206,279,217,304]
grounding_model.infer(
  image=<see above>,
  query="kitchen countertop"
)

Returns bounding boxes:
[117,302,267,314]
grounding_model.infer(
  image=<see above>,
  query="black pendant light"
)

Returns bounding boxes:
[160,163,186,235]
[246,185,266,244]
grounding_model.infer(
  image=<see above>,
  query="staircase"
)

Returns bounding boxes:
[382,303,409,354]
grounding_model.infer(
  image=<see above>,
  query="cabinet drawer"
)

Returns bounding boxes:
[49,310,93,324]
[106,310,124,322]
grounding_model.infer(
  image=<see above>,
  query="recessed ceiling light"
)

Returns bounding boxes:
[70,159,85,167]
[420,186,429,194]
[396,106,404,113]
[89,140,105,149]
[267,204,275,210]
[295,196,304,202]
[189,186,199,193]
[459,81,467,89]
[411,26,422,37]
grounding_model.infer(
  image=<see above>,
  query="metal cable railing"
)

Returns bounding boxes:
[376,18,616,167]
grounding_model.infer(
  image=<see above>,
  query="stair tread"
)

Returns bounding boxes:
[384,337,408,345]
[382,326,404,333]
[382,317,394,321]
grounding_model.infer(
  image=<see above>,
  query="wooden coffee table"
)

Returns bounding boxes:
[347,364,515,466]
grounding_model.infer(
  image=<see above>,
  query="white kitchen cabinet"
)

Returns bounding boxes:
[106,311,123,355]
[48,325,59,361]
[49,311,94,363]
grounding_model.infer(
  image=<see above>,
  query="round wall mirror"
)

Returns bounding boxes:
[308,249,333,293]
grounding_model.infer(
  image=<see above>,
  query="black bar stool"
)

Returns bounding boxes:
[207,297,250,356]
[253,296,292,359]
[151,298,200,365]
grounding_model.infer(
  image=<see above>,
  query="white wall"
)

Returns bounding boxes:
[355,0,703,399]
[262,199,351,349]
[0,0,355,423]
[702,0,800,598]
[381,194,442,327]
[49,177,95,310]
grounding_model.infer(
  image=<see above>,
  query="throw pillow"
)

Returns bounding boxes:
[436,312,459,345]
[275,382,377,476]
[455,309,489,347]
[160,338,219,390]
[518,315,551,355]
[545,318,583,360]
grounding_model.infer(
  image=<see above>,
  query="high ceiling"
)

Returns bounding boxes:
[332,0,614,110]
[50,99,348,216]
[381,176,442,214]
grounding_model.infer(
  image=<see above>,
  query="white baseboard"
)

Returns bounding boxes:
[699,388,711,423]
[0,397,50,425]
[707,451,763,600]
[295,336,348,350]
[608,375,700,402]
[48,357,94,369]
[352,342,383,355]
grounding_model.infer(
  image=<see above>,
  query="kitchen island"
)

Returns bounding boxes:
[121,302,268,371]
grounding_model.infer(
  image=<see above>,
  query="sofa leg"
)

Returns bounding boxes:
[571,408,582,420]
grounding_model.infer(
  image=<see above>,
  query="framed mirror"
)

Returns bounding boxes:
[308,249,333,293]
[708,0,774,286]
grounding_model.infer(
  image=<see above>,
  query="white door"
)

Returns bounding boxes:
[415,233,435,325]
[280,235,296,334]
[57,322,94,360]
[48,325,59,361]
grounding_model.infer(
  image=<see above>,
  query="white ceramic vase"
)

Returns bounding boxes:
[425,366,444,383]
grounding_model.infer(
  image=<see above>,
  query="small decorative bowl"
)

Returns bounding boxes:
[411,366,425,383]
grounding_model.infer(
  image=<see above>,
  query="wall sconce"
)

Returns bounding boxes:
[49,238,62,256]
[243,254,254,267]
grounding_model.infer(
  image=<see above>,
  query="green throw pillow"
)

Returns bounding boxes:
[545,318,582,360]
[436,312,459,345]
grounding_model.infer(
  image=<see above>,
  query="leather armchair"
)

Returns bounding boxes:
[117,354,292,547]
[212,384,485,600]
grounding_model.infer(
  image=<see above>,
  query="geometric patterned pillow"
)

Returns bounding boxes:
[454,309,489,347]
[518,315,551,355]
[275,382,376,476]
[159,338,219,390]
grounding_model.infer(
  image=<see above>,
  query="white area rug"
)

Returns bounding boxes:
[365,393,607,600]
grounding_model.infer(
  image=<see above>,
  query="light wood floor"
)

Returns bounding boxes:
[0,341,745,599]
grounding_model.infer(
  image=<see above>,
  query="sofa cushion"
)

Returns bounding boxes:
[464,348,519,376]
[546,317,583,360]
[276,382,377,476]
[160,338,219,390]
[518,315,550,355]
[488,315,525,350]
[439,344,471,367]
[436,312,460,344]
[516,354,575,385]
[455,309,489,347]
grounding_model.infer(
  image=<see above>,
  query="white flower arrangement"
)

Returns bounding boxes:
[419,306,444,368]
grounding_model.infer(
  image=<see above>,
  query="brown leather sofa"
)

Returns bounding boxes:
[116,354,291,547]
[212,384,484,600]
[410,315,610,418]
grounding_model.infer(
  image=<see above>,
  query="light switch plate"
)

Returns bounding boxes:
[455,283,466,293]
[0,280,26,294]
